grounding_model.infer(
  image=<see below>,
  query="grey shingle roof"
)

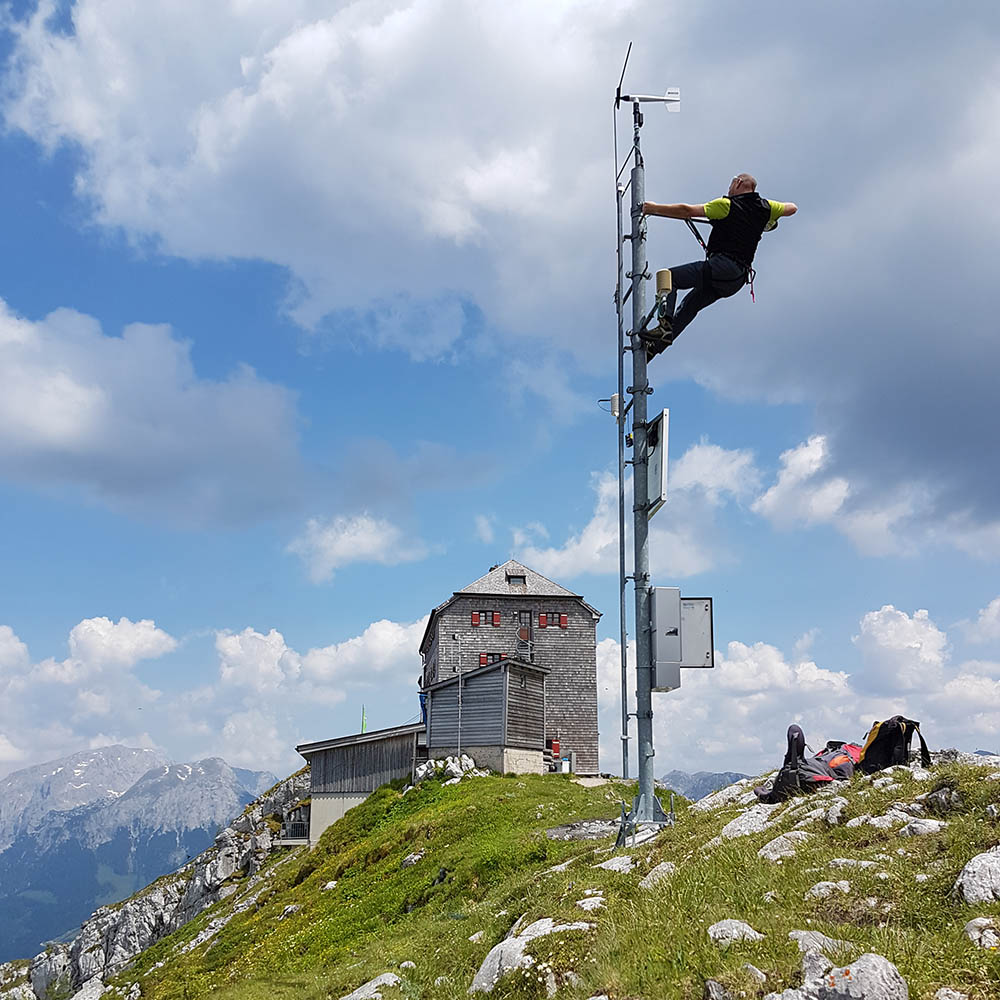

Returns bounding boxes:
[457,559,579,598]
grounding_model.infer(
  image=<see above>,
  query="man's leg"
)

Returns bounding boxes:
[644,260,706,359]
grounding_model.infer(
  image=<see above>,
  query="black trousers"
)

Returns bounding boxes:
[670,254,748,337]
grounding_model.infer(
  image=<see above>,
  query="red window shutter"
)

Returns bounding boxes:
[559,614,568,629]
[493,611,501,627]
[479,653,488,666]
[539,613,547,628]
[471,611,480,626]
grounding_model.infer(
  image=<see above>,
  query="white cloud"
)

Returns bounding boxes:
[517,441,758,580]
[474,514,495,544]
[302,617,427,689]
[751,435,922,556]
[853,605,948,694]
[0,0,636,355]
[67,617,178,670]
[0,611,429,779]
[0,301,301,524]
[753,436,850,527]
[216,628,302,693]
[670,441,760,503]
[963,596,1000,644]
[598,603,1000,776]
[287,513,428,583]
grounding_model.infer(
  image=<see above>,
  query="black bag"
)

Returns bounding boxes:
[755,726,862,804]
[857,716,930,774]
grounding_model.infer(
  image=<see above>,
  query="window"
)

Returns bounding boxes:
[540,610,569,629]
[506,574,526,586]
[479,652,503,666]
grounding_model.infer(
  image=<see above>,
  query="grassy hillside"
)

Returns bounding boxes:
[106,763,1000,1000]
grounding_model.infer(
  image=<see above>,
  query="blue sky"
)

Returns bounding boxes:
[1,0,998,780]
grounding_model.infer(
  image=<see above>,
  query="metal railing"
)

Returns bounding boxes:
[279,822,308,840]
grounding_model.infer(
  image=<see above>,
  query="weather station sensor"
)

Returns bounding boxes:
[646,408,668,519]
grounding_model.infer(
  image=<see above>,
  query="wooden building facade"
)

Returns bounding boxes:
[418,560,601,775]
[425,658,547,773]
[296,722,425,844]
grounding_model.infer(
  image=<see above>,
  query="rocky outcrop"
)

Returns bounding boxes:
[469,918,593,994]
[29,769,308,1000]
[764,951,907,1000]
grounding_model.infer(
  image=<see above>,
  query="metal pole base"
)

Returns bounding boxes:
[615,791,675,848]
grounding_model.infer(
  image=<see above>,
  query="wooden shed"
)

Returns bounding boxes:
[425,657,548,774]
[296,722,425,844]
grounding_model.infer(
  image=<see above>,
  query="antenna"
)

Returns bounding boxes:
[614,41,632,111]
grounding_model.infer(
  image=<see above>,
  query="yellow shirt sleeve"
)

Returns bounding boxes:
[768,200,785,224]
[704,198,730,220]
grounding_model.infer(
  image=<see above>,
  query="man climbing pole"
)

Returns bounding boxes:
[641,173,797,358]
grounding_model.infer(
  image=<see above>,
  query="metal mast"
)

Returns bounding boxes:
[614,80,680,837]
[628,100,656,813]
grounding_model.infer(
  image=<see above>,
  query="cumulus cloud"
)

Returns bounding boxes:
[598,601,1000,776]
[3,2,999,543]
[0,611,429,778]
[962,596,1000,644]
[516,441,758,579]
[0,301,301,524]
[287,513,428,583]
[217,628,302,693]
[752,436,924,556]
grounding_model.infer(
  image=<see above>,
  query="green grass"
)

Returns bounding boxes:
[105,765,1000,1000]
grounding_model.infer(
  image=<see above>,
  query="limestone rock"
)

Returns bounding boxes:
[704,981,734,1000]
[718,803,782,840]
[576,896,605,911]
[963,916,999,949]
[593,855,636,873]
[764,951,907,1000]
[804,880,850,900]
[30,768,309,999]
[707,919,764,947]
[954,848,1000,903]
[469,931,485,943]
[640,861,677,889]
[872,776,897,790]
[789,930,851,954]
[401,850,425,867]
[899,818,947,837]
[825,797,849,825]
[743,963,767,983]
[800,948,833,982]
[69,979,106,1000]
[469,918,593,994]
[322,880,338,890]
[279,904,301,920]
[759,831,812,861]
[339,972,401,999]
[399,961,415,970]
[925,786,964,815]
[821,953,908,998]
[690,778,757,812]
[829,859,876,870]
[934,990,969,1000]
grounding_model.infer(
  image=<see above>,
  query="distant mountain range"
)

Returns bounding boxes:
[658,769,750,801]
[0,746,276,963]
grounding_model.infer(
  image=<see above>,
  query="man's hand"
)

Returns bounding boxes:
[643,201,707,219]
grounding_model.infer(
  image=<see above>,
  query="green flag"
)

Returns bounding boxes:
[361,704,367,733]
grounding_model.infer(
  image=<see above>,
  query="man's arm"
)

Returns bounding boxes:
[643,201,707,219]
[780,202,798,217]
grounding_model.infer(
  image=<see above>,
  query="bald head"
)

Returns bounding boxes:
[728,173,757,196]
